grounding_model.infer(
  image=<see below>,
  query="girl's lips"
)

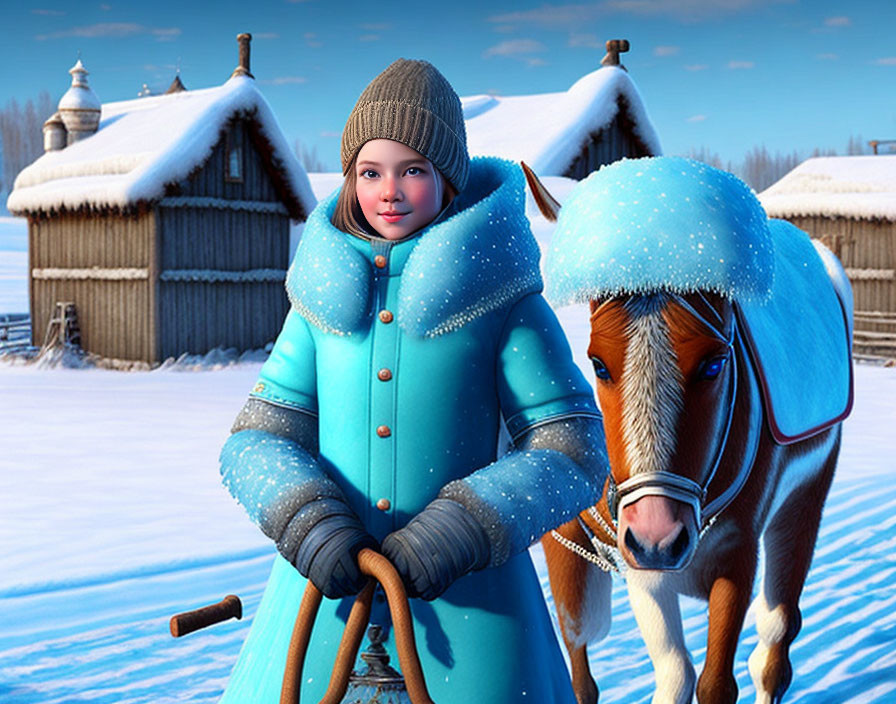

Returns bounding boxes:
[379,212,408,223]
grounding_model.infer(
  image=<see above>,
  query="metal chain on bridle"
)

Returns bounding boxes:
[552,292,751,573]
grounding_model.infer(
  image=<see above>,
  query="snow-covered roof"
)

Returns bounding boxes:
[461,65,661,177]
[7,76,316,220]
[759,155,896,222]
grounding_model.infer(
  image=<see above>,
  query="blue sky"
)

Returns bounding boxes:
[5,0,895,171]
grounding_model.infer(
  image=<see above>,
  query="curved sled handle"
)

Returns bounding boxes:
[169,594,242,637]
[279,547,434,704]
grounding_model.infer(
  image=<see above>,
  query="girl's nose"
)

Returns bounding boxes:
[380,177,401,201]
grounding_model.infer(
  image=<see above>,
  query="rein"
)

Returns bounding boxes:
[553,292,759,571]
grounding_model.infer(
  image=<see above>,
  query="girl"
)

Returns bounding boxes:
[219,58,608,703]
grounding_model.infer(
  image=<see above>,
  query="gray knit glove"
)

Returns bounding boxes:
[381,499,490,601]
[282,498,379,599]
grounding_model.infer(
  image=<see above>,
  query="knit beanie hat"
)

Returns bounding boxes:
[341,59,470,192]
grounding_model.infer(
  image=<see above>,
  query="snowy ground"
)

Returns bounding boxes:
[0,217,27,315]
[2,205,896,703]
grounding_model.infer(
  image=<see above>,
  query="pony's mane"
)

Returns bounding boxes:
[544,157,775,307]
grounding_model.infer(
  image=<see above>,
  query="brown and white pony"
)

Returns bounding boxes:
[524,164,851,704]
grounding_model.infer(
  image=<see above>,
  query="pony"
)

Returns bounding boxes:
[524,158,854,704]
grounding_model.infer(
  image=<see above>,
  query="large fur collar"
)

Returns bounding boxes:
[285,157,543,337]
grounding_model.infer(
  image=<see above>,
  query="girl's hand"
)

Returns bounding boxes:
[290,501,379,599]
[381,499,490,600]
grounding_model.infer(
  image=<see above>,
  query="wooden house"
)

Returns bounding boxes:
[462,40,661,179]
[759,155,896,359]
[7,35,315,364]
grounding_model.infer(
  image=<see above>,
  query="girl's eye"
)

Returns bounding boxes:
[591,356,612,381]
[698,355,728,381]
[405,166,423,176]
[360,169,379,179]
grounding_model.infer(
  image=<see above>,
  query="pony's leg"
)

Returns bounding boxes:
[696,548,757,704]
[542,520,613,704]
[748,433,839,704]
[626,570,695,704]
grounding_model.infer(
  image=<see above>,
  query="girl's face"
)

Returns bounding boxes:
[354,139,445,240]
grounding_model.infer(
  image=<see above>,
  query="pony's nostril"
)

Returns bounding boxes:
[668,527,690,562]
[623,524,692,570]
[624,527,645,558]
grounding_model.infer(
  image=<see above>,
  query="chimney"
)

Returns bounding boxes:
[231,33,254,79]
[43,112,67,152]
[601,39,630,71]
[58,59,102,145]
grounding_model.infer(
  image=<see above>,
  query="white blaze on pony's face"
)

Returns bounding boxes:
[588,294,735,571]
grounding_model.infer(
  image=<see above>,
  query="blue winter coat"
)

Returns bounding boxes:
[220,158,602,703]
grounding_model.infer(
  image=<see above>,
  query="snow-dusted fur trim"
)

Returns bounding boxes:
[544,157,774,306]
[285,204,372,336]
[286,157,543,337]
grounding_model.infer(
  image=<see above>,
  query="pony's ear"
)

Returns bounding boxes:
[521,161,561,223]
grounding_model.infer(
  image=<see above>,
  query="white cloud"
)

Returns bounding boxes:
[685,63,708,71]
[569,32,602,48]
[489,0,796,28]
[727,60,755,69]
[687,114,707,122]
[151,27,181,42]
[604,0,795,20]
[874,57,896,66]
[32,8,65,15]
[360,23,391,31]
[320,130,341,138]
[825,16,850,27]
[483,38,548,58]
[654,45,680,57]
[263,76,308,85]
[253,32,280,40]
[359,34,380,42]
[816,53,838,60]
[36,22,181,41]
[488,5,600,28]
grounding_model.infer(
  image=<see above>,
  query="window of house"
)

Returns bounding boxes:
[225,124,243,183]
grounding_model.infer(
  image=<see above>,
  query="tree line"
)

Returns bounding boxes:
[0,92,54,194]
[686,135,869,193]
[0,90,875,198]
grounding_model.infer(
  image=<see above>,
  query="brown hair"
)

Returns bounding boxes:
[331,153,458,238]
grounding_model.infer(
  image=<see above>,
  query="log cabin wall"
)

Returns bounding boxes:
[564,96,654,180]
[28,211,156,361]
[786,215,896,357]
[155,118,291,360]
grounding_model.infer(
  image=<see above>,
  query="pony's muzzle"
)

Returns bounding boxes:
[617,480,702,571]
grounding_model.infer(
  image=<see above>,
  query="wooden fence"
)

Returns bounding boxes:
[0,314,32,355]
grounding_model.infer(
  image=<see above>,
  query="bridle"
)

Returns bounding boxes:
[553,291,760,571]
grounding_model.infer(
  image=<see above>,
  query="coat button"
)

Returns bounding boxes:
[376,498,391,511]
[378,310,394,324]
[376,425,391,438]
[374,255,387,269]
[377,368,392,381]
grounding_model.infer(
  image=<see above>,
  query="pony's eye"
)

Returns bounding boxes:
[591,356,612,381]
[699,355,728,380]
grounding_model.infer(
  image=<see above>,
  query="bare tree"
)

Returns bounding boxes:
[740,145,802,192]
[293,138,329,173]
[846,135,866,155]
[685,146,733,173]
[0,91,54,193]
